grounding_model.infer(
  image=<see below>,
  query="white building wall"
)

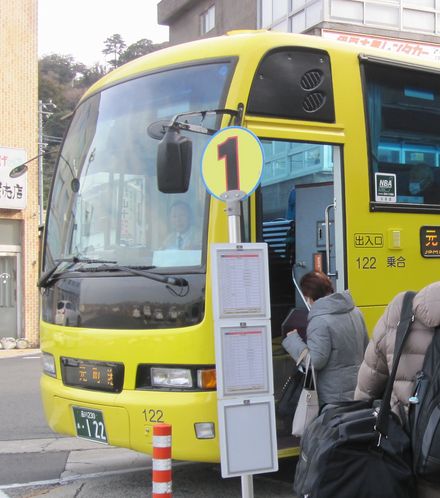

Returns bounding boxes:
[259,0,440,38]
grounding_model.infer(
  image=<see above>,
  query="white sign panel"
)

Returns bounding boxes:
[211,242,277,481]
[211,243,270,320]
[218,397,278,478]
[0,147,27,209]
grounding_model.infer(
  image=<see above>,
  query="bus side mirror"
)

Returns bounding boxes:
[157,128,192,193]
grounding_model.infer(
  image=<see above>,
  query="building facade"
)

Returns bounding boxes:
[261,0,440,40]
[158,0,258,45]
[158,0,440,64]
[0,0,39,346]
[261,0,440,63]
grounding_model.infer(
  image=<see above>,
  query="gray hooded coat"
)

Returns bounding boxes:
[282,291,368,406]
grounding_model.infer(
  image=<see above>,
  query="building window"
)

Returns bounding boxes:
[200,5,215,35]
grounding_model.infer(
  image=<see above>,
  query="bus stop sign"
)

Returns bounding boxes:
[201,126,264,201]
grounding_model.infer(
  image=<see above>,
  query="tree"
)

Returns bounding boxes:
[38,35,169,205]
[39,54,77,85]
[102,34,126,69]
[81,63,107,87]
[38,55,95,205]
[118,39,169,66]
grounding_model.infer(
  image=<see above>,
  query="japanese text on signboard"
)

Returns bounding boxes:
[0,147,27,210]
[322,29,440,63]
[421,226,440,258]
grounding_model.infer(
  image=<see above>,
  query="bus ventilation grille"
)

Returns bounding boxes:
[300,70,323,90]
[303,92,326,113]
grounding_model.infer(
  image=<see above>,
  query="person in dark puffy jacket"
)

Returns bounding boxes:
[355,281,440,498]
[282,271,368,407]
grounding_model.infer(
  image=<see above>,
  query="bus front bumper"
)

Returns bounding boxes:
[40,373,221,462]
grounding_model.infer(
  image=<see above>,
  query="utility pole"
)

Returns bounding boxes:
[37,100,57,226]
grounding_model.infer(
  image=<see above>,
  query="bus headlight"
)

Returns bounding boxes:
[151,367,193,388]
[136,364,216,390]
[42,352,56,377]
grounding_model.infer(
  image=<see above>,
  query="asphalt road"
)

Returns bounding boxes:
[0,353,56,441]
[4,463,296,498]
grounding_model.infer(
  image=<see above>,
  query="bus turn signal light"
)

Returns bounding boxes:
[197,368,216,389]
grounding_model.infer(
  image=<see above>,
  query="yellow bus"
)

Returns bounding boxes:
[40,30,440,462]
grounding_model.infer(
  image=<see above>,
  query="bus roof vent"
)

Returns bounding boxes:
[300,70,323,91]
[247,47,335,123]
[303,92,326,113]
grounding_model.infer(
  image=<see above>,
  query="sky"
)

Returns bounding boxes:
[38,0,169,66]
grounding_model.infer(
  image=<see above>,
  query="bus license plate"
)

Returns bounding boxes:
[73,407,108,444]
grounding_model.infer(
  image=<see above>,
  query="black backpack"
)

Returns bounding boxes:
[409,323,440,483]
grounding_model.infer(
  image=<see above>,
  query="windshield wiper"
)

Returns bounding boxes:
[83,263,189,287]
[37,257,117,289]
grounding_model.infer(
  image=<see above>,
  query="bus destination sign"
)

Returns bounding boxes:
[61,357,124,392]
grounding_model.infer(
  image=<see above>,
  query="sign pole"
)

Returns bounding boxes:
[201,126,276,498]
[224,191,244,244]
[224,190,254,498]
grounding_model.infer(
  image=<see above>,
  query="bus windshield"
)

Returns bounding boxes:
[45,61,233,271]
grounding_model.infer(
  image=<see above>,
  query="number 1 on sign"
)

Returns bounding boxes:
[218,136,240,191]
[201,126,264,201]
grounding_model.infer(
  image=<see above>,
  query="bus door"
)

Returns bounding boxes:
[257,138,344,440]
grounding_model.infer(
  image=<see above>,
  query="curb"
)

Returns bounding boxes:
[0,437,106,455]
[0,348,40,359]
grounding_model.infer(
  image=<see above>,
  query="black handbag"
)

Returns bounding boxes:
[276,368,304,419]
[293,291,417,498]
[277,348,310,424]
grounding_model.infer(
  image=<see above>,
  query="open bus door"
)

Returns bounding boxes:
[257,140,344,451]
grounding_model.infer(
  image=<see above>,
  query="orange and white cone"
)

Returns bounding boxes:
[152,424,172,498]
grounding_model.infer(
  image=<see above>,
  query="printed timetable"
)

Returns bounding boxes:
[221,326,268,395]
[212,244,270,320]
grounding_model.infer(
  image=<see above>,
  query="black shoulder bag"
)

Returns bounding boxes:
[276,348,310,434]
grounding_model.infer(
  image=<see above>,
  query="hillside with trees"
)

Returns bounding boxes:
[39,34,168,204]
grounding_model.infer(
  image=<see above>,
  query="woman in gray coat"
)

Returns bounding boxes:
[282,271,368,407]
[355,281,440,498]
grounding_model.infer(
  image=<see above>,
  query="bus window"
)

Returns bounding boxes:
[364,62,440,208]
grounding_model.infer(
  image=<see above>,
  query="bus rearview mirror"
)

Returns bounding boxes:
[157,128,192,193]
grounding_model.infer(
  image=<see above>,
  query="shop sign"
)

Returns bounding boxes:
[0,147,27,210]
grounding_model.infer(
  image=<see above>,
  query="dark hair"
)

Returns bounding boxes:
[300,271,334,301]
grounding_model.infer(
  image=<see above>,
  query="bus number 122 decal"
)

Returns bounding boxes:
[142,409,164,423]
[356,256,377,270]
